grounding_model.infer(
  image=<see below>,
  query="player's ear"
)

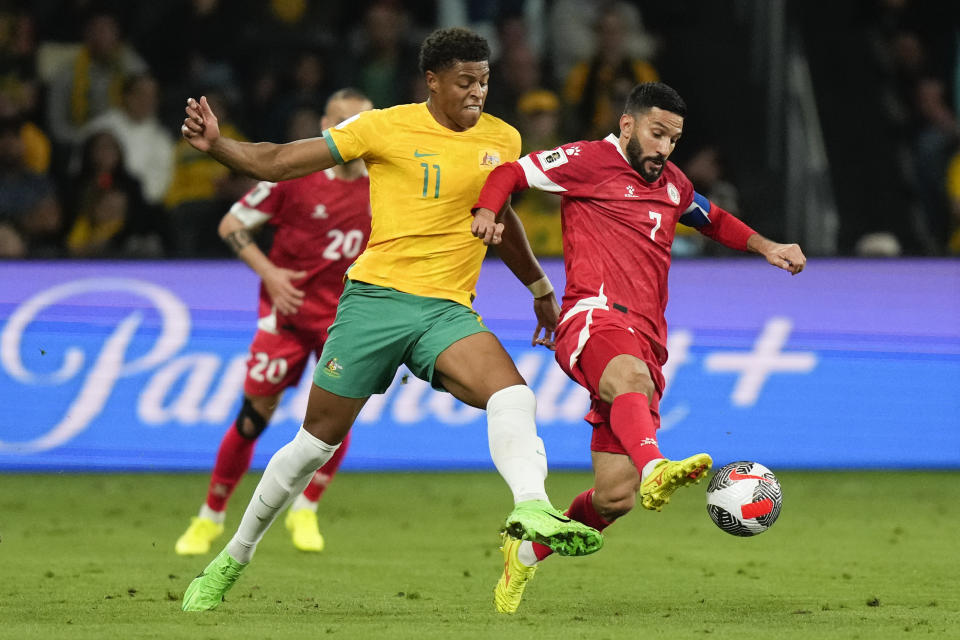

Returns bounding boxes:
[424,70,439,95]
[619,112,634,137]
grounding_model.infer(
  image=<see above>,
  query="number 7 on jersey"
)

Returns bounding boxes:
[648,211,662,241]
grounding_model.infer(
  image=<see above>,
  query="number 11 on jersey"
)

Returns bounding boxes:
[421,162,441,198]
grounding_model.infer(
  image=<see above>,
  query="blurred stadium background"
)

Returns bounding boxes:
[1,0,957,473]
[0,1,958,636]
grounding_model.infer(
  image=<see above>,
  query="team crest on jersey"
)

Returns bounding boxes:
[666,182,680,205]
[323,357,343,378]
[311,204,328,219]
[479,150,501,168]
[537,147,568,171]
[625,184,639,198]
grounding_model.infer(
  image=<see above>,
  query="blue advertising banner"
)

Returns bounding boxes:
[1,259,958,471]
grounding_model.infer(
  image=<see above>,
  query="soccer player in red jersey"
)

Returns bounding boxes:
[174,89,373,557]
[472,82,806,612]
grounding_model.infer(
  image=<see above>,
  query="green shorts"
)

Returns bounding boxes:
[313,279,490,397]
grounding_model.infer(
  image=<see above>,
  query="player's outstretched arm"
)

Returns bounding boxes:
[182,96,335,182]
[219,211,306,315]
[747,233,807,275]
[496,204,561,349]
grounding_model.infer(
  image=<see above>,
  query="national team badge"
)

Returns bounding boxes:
[667,183,680,205]
[323,357,343,378]
[624,184,639,198]
[479,150,501,168]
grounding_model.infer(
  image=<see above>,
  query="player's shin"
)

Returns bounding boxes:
[227,427,339,563]
[610,392,664,477]
[486,385,549,503]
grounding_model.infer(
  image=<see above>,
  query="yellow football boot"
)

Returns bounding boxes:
[640,453,713,511]
[494,534,538,614]
[285,508,325,552]
[175,516,224,556]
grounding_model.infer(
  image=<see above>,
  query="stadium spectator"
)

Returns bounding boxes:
[0,114,61,256]
[676,145,743,257]
[339,0,420,108]
[556,1,659,139]
[908,76,958,254]
[79,73,174,206]
[510,89,563,256]
[948,151,960,254]
[0,9,42,123]
[471,82,805,613]
[178,26,603,612]
[164,90,253,256]
[63,130,158,258]
[44,12,147,147]
[485,15,543,125]
[0,95,51,175]
[253,51,331,143]
[175,88,373,557]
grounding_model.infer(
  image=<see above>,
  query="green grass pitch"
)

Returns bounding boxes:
[1,471,957,639]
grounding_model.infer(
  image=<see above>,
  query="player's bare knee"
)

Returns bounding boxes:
[611,369,655,402]
[599,357,655,403]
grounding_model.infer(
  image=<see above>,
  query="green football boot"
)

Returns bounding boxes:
[503,499,603,556]
[181,548,246,611]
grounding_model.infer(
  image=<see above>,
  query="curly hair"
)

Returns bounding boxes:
[418,27,490,75]
[623,82,687,118]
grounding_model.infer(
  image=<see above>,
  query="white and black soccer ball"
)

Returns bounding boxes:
[706,461,782,537]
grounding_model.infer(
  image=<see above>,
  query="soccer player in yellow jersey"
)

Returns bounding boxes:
[179,27,603,612]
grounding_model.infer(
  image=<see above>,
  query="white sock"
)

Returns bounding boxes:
[289,493,318,513]
[641,457,666,482]
[486,385,549,504]
[198,503,225,524]
[227,427,339,563]
[517,540,539,567]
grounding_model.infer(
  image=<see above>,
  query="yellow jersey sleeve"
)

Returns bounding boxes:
[324,103,521,307]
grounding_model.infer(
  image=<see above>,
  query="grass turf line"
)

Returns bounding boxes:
[0,471,957,639]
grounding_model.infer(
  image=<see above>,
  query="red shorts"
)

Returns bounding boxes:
[554,308,665,455]
[244,326,327,397]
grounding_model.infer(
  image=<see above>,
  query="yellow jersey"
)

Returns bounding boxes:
[323,102,521,307]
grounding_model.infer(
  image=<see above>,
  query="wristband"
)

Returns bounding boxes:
[526,276,554,298]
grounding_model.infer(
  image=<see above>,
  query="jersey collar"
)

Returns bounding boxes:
[604,133,629,164]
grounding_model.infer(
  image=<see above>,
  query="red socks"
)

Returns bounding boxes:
[206,425,352,510]
[532,489,611,561]
[609,392,663,471]
[206,423,255,511]
[302,432,350,501]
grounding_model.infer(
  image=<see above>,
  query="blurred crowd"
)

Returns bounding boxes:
[860,0,960,255]
[0,0,956,259]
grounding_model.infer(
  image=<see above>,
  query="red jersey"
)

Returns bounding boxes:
[230,169,371,333]
[475,134,755,358]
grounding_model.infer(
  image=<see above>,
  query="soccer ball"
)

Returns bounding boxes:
[706,461,782,536]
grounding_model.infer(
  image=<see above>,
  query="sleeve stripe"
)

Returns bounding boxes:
[518,156,567,193]
[229,203,272,227]
[322,130,344,165]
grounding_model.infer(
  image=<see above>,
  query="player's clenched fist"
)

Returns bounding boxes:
[765,242,806,275]
[471,207,504,245]
[181,96,221,152]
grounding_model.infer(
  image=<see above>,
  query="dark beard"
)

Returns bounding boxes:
[626,135,665,183]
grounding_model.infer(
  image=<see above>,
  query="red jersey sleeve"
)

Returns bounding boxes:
[473,142,594,215]
[229,181,290,227]
[678,190,756,251]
